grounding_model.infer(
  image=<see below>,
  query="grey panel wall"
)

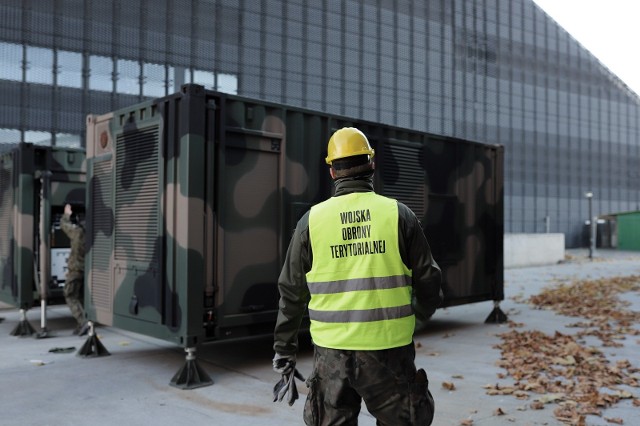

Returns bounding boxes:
[0,0,638,247]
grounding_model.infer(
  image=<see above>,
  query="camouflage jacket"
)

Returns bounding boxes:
[60,213,85,277]
[273,174,443,356]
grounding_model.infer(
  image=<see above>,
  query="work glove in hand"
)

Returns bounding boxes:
[272,353,296,375]
[272,353,305,406]
[273,367,305,406]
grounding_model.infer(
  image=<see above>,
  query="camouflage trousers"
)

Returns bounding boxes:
[64,276,85,326]
[303,343,435,426]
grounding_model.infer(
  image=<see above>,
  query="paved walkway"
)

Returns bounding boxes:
[1,249,639,425]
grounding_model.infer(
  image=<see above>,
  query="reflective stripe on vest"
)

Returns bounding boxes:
[306,192,414,350]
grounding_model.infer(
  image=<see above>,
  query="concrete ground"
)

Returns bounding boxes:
[1,248,639,426]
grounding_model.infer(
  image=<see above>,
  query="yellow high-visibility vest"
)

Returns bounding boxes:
[306,192,414,350]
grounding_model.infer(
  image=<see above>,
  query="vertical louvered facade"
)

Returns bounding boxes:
[1,0,638,246]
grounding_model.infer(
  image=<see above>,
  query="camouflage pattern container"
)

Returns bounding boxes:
[0,143,86,310]
[85,84,503,348]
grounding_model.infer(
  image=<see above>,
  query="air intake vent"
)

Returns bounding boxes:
[90,160,113,311]
[380,142,426,218]
[114,127,159,263]
[0,155,14,263]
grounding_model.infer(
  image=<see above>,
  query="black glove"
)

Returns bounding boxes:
[272,353,305,406]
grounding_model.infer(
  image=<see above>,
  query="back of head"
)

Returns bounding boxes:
[325,127,375,178]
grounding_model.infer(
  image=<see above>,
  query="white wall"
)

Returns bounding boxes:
[505,233,565,268]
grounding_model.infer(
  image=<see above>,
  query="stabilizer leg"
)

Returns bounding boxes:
[35,328,54,339]
[485,300,508,324]
[76,322,110,358]
[10,309,36,336]
[36,299,54,339]
[170,347,213,390]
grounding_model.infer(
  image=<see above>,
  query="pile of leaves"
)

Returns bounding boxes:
[490,276,640,425]
[529,275,640,347]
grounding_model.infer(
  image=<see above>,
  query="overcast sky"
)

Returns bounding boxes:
[532,0,640,96]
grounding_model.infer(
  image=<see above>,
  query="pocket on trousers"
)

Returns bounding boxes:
[303,373,320,426]
[409,368,435,425]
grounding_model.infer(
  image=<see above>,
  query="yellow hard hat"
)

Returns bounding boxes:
[325,127,375,165]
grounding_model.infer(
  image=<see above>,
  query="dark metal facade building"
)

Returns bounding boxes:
[1,0,638,247]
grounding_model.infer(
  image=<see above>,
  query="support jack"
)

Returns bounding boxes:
[10,309,36,336]
[170,347,213,390]
[35,299,54,339]
[36,328,54,339]
[76,322,110,358]
[485,300,508,324]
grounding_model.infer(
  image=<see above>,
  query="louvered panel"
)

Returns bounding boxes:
[381,142,426,218]
[90,160,113,311]
[114,127,159,263]
[0,154,14,262]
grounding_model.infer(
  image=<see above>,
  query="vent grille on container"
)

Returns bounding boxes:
[380,142,426,218]
[114,127,159,263]
[0,155,14,264]
[90,160,113,311]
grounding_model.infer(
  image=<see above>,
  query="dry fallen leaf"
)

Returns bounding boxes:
[459,420,473,426]
[493,407,506,416]
[442,381,456,391]
[604,418,624,425]
[530,401,545,410]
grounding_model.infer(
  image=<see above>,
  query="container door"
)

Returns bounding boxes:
[215,114,283,332]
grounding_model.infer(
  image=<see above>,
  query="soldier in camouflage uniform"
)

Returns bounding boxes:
[60,203,87,335]
[273,128,443,425]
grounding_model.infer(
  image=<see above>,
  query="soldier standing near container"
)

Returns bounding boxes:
[273,127,443,425]
[61,203,88,336]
